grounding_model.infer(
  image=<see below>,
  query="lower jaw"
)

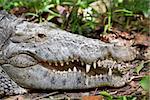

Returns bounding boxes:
[2,64,126,90]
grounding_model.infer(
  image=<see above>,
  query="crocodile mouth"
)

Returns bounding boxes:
[7,53,129,77]
[5,53,130,88]
[39,58,128,77]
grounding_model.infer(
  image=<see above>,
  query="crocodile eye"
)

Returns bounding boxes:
[37,33,46,38]
[9,54,37,67]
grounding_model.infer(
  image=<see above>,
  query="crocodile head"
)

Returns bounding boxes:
[0,11,137,90]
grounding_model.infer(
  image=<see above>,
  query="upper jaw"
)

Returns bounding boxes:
[9,21,137,63]
[6,49,131,78]
[3,37,136,76]
[7,37,137,63]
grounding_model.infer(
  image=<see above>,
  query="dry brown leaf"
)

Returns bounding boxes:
[134,34,150,46]
[118,31,134,39]
[129,81,139,88]
[82,96,103,100]
[4,95,24,100]
[10,7,28,16]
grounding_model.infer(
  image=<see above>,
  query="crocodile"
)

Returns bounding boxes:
[0,11,137,97]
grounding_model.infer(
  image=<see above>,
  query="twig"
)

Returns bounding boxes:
[93,88,98,95]
[33,91,58,100]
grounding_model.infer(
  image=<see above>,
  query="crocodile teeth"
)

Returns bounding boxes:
[49,63,51,65]
[81,62,84,66]
[93,61,96,69]
[55,62,58,66]
[63,71,67,73]
[108,68,112,76]
[97,60,101,67]
[86,64,91,73]
[68,68,72,72]
[71,59,74,62]
[73,67,77,72]
[60,62,64,66]
[66,62,69,65]
[76,59,79,62]
[95,74,98,78]
[79,70,81,73]
[90,75,94,78]
[99,74,102,78]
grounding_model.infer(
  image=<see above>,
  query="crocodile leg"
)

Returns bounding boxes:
[0,66,27,97]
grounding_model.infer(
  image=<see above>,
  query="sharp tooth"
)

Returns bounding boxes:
[76,59,79,62]
[55,62,58,66]
[97,60,101,67]
[66,62,69,65]
[81,62,84,66]
[63,71,66,73]
[68,68,72,72]
[52,70,55,72]
[49,63,51,65]
[86,64,91,73]
[93,61,96,69]
[108,68,112,76]
[73,67,77,72]
[60,62,64,66]
[71,59,74,62]
[91,75,94,78]
[83,73,86,76]
[79,70,81,73]
[99,74,102,77]
[96,74,98,78]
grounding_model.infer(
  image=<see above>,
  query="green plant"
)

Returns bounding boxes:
[113,0,150,17]
[25,0,61,23]
[0,0,22,10]
[100,91,137,100]
[0,0,98,35]
[60,0,97,35]
[0,0,60,22]
[140,75,150,92]
[103,0,150,33]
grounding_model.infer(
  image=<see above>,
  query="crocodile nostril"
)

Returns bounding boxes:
[37,33,46,38]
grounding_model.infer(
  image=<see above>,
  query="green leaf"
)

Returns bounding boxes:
[25,13,39,17]
[43,4,55,12]
[48,10,61,17]
[122,96,127,100]
[56,0,60,5]
[118,96,137,100]
[140,76,150,91]
[114,9,133,14]
[99,91,113,99]
[78,1,88,8]
[47,15,55,21]
[62,2,73,5]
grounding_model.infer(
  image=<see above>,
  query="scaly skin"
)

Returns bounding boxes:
[0,66,27,97]
[0,11,137,96]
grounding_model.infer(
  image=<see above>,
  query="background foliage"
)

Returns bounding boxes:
[0,0,149,35]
